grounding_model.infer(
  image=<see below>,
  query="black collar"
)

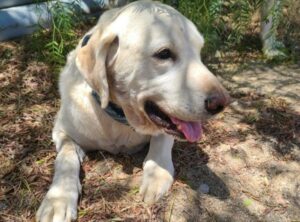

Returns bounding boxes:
[91,91,129,125]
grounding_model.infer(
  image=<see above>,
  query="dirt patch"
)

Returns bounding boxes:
[0,39,299,221]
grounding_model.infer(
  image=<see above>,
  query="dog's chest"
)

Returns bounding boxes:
[70,108,150,153]
[98,126,150,154]
[63,78,150,153]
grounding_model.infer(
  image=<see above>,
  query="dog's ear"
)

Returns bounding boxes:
[76,27,117,109]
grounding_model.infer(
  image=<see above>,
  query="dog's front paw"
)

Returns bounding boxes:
[140,160,174,204]
[36,185,79,222]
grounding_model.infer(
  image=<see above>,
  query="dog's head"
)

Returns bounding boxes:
[76,1,230,142]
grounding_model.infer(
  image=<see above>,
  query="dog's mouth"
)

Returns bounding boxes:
[144,101,202,142]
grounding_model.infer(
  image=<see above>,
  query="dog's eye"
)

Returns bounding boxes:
[153,48,174,60]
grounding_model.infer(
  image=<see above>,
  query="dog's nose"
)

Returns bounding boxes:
[205,94,228,115]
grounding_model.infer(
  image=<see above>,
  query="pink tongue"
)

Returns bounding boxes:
[170,117,202,142]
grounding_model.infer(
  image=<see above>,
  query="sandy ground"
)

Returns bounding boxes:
[0,40,299,222]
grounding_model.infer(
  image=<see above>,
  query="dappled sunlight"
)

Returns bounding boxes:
[1,1,300,221]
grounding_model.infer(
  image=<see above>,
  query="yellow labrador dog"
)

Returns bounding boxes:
[37,1,230,221]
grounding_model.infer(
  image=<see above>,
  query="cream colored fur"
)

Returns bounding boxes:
[36,1,229,221]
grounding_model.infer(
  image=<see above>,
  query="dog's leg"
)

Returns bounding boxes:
[261,0,286,59]
[140,134,174,204]
[36,133,84,222]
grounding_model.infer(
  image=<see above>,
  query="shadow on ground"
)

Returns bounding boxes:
[80,141,230,221]
[221,64,300,160]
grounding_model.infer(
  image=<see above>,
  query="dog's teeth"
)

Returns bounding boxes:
[177,124,181,130]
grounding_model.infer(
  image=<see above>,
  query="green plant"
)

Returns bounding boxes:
[31,0,294,66]
[44,0,80,65]
[174,0,288,57]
